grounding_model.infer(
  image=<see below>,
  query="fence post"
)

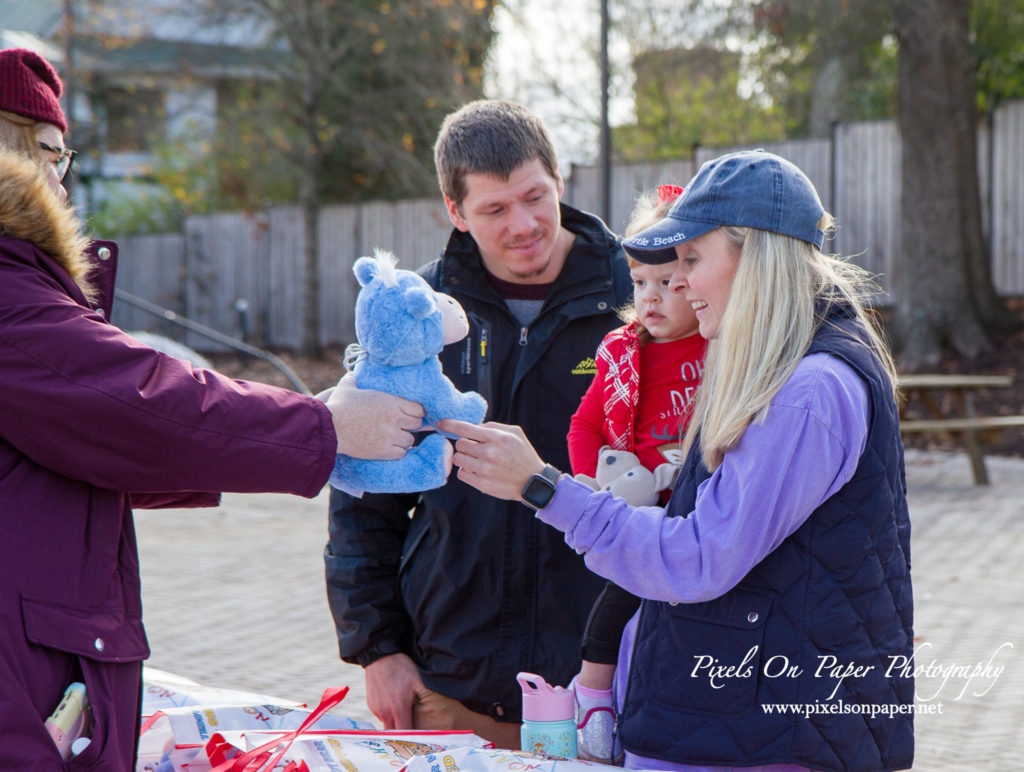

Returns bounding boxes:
[830,119,840,217]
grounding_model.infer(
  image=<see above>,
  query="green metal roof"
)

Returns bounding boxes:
[0,0,62,37]
[73,35,285,79]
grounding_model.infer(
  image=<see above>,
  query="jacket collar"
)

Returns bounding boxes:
[439,202,620,306]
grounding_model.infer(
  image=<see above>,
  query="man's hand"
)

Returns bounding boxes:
[324,377,425,459]
[364,653,428,729]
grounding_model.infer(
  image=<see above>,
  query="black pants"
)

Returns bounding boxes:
[581,581,641,663]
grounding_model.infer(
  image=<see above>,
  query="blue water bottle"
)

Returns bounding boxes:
[517,672,577,758]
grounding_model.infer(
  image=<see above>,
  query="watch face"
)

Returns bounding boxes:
[522,474,557,509]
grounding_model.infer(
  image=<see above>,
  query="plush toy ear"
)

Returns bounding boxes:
[404,286,436,320]
[653,462,681,492]
[353,256,378,287]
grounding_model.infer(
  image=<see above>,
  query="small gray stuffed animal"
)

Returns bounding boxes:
[574,446,679,507]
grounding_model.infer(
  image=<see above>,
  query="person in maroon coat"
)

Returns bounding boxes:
[0,48,423,770]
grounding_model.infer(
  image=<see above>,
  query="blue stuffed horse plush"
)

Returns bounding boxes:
[329,250,487,495]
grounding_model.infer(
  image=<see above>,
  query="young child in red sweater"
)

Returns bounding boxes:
[566,185,706,761]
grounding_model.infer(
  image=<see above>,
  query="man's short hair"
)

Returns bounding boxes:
[434,99,559,208]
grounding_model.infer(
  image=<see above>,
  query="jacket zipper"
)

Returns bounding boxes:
[612,711,621,763]
[467,313,493,411]
[518,326,528,346]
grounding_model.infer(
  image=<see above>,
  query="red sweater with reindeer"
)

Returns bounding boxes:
[568,322,706,480]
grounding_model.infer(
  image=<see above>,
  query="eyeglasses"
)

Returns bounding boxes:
[38,141,78,182]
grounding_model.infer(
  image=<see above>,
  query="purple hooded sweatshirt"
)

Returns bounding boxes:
[539,352,870,771]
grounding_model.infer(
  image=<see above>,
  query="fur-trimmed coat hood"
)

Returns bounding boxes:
[0,146,93,298]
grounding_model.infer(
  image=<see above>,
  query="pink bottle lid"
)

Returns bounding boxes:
[517,672,574,722]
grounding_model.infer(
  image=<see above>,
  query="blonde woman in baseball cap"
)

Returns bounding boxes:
[0,48,424,769]
[443,150,912,771]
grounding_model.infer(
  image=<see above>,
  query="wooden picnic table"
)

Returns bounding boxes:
[897,373,1023,484]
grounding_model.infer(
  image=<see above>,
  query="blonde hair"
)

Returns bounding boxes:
[0,140,95,303]
[0,110,42,157]
[618,188,679,344]
[682,218,898,470]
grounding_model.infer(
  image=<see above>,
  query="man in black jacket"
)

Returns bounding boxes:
[325,99,631,748]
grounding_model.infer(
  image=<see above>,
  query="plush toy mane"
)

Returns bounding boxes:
[343,249,400,370]
[370,247,399,287]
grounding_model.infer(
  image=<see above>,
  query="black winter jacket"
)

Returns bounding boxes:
[326,204,631,722]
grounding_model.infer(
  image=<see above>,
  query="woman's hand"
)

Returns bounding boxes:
[324,377,425,459]
[437,419,546,501]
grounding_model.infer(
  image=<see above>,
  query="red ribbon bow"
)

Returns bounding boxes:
[657,184,685,203]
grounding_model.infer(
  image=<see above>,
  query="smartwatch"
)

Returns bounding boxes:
[521,464,562,510]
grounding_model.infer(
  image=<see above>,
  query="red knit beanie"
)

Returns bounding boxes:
[0,48,68,132]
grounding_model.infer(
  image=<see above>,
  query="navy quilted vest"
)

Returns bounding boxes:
[619,313,914,772]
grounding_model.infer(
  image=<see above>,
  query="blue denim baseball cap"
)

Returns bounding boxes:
[622,149,826,264]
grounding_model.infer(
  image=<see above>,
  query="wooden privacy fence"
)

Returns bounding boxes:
[113,100,1024,352]
[114,200,455,352]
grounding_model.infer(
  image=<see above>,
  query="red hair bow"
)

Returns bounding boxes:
[657,184,684,203]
